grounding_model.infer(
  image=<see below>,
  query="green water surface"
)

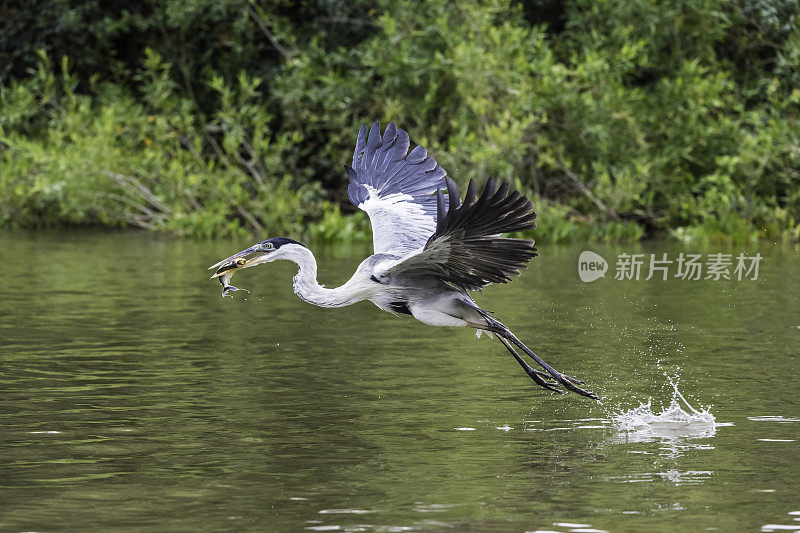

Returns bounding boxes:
[1,231,798,532]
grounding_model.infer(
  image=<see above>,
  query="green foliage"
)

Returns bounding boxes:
[0,52,323,239]
[1,0,799,243]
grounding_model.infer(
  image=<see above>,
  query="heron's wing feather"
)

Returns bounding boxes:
[346,122,448,255]
[379,177,538,291]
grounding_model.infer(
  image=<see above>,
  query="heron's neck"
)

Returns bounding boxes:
[288,247,364,308]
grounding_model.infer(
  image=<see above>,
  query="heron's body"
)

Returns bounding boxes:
[211,123,597,399]
[287,247,483,328]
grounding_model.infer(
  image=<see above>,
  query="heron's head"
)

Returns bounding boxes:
[209,237,307,278]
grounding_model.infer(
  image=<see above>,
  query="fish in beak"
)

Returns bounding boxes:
[210,258,250,297]
[209,243,273,298]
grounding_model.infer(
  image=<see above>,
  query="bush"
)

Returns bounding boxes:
[1,0,798,243]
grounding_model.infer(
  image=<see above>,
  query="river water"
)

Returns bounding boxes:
[1,230,798,531]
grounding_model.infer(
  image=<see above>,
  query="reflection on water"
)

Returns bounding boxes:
[532,522,609,533]
[762,512,800,532]
[610,469,715,485]
[1,230,799,532]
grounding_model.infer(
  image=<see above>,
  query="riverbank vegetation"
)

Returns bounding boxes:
[1,0,799,244]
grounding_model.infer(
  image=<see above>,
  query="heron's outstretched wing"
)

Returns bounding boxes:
[346,122,448,255]
[377,177,538,291]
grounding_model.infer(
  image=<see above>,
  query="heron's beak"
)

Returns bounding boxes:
[208,245,271,278]
[208,245,260,271]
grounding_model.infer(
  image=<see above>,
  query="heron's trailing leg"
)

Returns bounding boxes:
[500,329,597,399]
[496,335,562,393]
[468,320,564,394]
[470,312,598,400]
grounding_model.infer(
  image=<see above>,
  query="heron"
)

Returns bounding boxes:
[209,122,597,399]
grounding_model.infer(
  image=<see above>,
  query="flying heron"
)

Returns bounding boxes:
[210,122,597,399]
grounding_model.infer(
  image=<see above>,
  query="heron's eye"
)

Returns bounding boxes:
[262,242,274,251]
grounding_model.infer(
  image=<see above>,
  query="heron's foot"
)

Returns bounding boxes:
[527,369,563,394]
[496,330,598,400]
[551,372,597,400]
[518,364,564,393]
[494,334,564,394]
[561,374,585,386]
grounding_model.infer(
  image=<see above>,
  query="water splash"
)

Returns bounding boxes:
[613,380,718,441]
